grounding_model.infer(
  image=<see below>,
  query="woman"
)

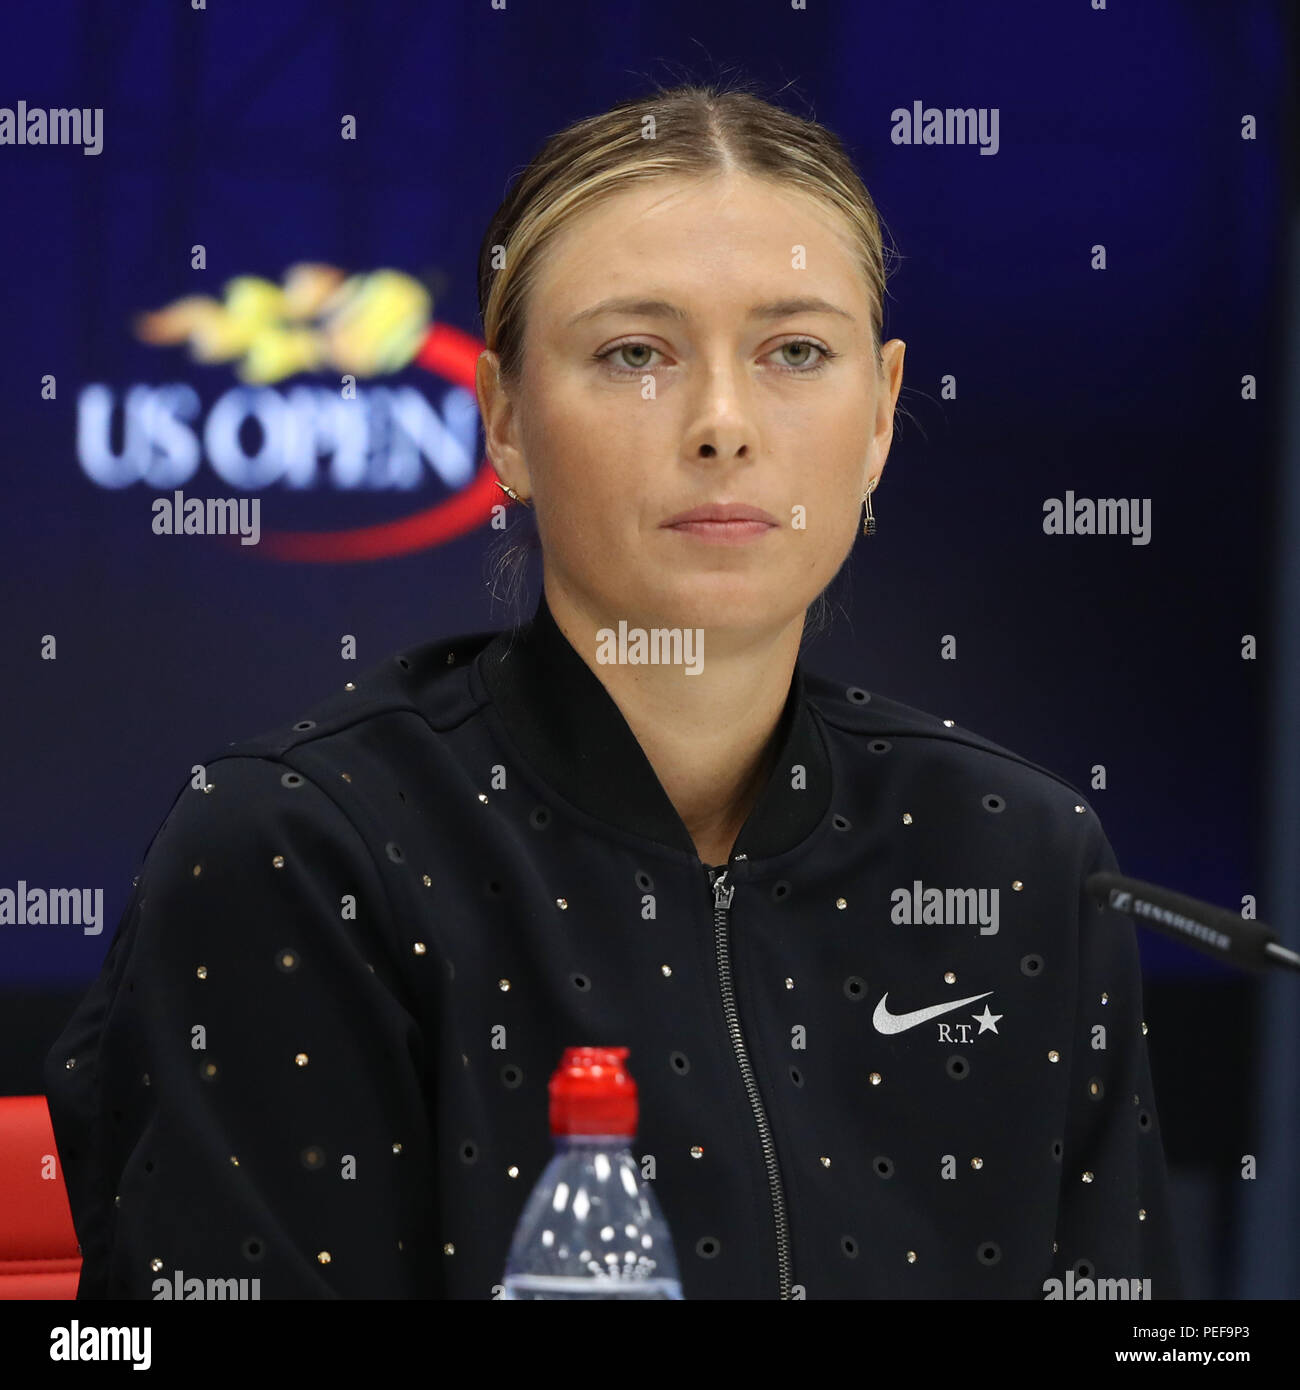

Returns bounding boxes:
[45,81,1183,1300]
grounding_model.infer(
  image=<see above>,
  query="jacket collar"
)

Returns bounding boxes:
[476,588,831,864]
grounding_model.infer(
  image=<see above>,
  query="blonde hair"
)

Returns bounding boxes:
[476,78,900,643]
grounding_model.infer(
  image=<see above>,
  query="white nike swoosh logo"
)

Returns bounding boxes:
[872,990,993,1034]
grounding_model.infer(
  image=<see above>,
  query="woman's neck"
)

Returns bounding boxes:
[543,580,800,865]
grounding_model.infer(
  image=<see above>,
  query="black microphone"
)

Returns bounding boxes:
[1086,871,1300,975]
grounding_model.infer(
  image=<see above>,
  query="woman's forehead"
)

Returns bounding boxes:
[531,176,865,314]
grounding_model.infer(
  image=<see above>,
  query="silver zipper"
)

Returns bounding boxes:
[709,864,793,1299]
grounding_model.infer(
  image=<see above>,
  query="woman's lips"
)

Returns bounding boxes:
[666,519,776,543]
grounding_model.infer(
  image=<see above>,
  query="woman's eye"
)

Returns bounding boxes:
[605,342,656,371]
[775,340,827,370]
[593,338,836,375]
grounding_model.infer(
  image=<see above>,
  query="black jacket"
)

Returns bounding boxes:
[44,591,1184,1299]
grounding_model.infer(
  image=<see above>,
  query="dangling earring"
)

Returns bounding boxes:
[862,478,878,536]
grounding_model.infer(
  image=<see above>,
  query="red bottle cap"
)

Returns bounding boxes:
[549,1046,638,1137]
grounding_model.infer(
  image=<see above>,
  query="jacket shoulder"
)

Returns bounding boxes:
[804,668,1099,819]
[198,627,501,769]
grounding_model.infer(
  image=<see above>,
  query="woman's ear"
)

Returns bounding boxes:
[476,349,532,498]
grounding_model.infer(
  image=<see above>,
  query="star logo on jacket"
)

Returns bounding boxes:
[872,990,1002,1043]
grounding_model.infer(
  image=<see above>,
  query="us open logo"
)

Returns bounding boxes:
[74,262,503,562]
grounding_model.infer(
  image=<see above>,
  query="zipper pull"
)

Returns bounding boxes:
[711,869,734,911]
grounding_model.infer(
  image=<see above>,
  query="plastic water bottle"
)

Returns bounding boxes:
[499,1046,684,1299]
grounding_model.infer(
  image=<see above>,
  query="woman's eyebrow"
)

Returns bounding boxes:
[566,295,855,327]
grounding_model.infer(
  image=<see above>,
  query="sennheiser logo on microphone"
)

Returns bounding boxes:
[1130,896,1231,952]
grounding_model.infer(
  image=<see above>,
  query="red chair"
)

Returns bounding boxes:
[0,1096,81,1298]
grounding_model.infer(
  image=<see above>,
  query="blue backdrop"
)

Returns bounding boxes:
[0,0,1294,1299]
